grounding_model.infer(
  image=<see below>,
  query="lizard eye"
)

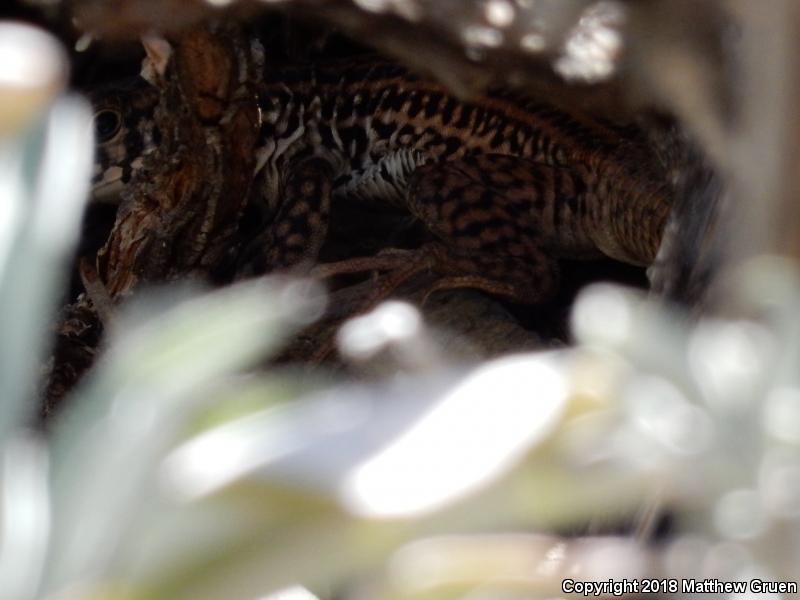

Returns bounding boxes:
[94,109,122,143]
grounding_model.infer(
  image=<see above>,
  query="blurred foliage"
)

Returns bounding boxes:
[1,4,800,600]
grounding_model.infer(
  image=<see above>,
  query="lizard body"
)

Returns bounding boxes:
[90,58,674,304]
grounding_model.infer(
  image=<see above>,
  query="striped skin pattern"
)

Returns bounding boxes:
[91,59,673,304]
[240,59,673,302]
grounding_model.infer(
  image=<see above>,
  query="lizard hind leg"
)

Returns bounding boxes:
[311,154,562,307]
[404,154,563,305]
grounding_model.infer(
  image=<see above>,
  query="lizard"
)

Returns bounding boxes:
[88,56,674,306]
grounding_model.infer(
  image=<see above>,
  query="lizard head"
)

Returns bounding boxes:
[89,78,161,202]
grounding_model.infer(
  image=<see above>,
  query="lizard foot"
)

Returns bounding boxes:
[314,240,558,312]
[306,241,559,363]
[309,246,425,279]
[419,275,518,307]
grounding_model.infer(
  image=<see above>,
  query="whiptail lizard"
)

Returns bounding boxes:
[89,58,674,305]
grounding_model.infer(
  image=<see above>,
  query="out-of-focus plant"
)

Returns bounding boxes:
[0,22,86,442]
[1,13,799,600]
[0,20,91,599]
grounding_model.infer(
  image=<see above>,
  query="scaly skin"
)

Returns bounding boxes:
[90,57,674,303]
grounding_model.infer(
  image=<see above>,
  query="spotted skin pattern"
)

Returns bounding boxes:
[91,59,673,304]
[239,156,333,274]
[242,60,673,303]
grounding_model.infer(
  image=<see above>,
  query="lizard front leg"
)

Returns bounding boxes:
[237,155,334,277]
